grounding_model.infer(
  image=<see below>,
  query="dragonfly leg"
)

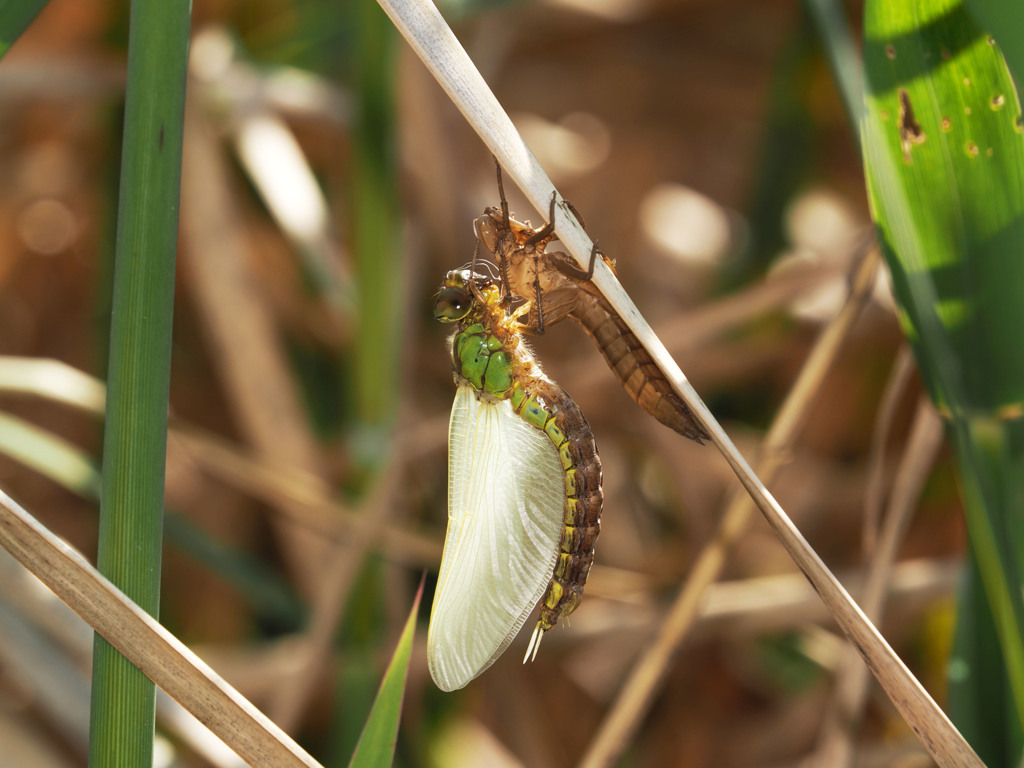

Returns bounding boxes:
[564,199,587,230]
[553,240,601,282]
[492,159,519,304]
[493,157,512,232]
[493,157,557,245]
[498,248,515,305]
[528,193,587,246]
[525,192,557,245]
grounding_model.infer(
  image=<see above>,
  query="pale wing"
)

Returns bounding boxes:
[427,385,565,691]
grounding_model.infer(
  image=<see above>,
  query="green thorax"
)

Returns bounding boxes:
[452,323,513,395]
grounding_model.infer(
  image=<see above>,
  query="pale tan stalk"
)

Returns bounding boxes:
[811,397,946,767]
[0,489,322,768]
[579,245,879,768]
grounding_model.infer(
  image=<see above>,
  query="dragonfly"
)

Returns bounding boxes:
[428,268,603,692]
[472,163,710,443]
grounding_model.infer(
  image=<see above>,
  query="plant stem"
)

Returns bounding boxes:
[351,0,402,467]
[88,0,190,765]
[803,0,864,137]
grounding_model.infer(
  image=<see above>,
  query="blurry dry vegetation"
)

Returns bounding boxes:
[0,0,965,766]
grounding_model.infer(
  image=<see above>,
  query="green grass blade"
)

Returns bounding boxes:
[350,0,402,463]
[861,0,1024,752]
[88,1,191,766]
[347,580,423,768]
[0,0,49,61]
[740,17,819,276]
[947,418,1024,751]
[950,545,1024,766]
[804,0,864,135]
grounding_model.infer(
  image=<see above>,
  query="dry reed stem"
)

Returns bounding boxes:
[0,489,322,768]
[811,397,946,767]
[379,1,979,764]
[579,244,880,768]
[694,558,956,638]
[0,545,275,767]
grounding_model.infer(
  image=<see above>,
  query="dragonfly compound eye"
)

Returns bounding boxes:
[434,286,473,322]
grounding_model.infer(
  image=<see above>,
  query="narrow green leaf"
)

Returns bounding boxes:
[0,0,50,61]
[347,579,423,768]
[88,0,191,765]
[741,16,819,276]
[350,0,402,469]
[946,418,1024,752]
[950,547,1023,766]
[804,0,864,135]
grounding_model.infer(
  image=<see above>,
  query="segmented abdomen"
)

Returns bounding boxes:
[571,292,709,443]
[511,379,602,630]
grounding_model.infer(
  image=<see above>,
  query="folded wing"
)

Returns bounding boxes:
[428,386,565,691]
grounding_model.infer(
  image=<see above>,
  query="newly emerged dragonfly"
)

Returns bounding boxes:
[428,269,603,692]
[473,164,710,443]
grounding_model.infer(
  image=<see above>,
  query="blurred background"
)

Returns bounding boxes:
[0,0,964,766]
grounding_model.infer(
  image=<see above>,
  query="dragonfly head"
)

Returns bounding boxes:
[434,283,473,323]
[434,270,498,323]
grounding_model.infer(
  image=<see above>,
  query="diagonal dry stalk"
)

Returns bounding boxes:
[377,0,980,765]
[811,393,946,768]
[579,242,882,768]
[0,488,323,768]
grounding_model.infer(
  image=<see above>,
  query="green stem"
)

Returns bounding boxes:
[351,1,401,466]
[803,0,864,138]
[88,1,190,765]
[952,417,1024,737]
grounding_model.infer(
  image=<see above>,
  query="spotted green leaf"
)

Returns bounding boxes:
[862,0,1024,754]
